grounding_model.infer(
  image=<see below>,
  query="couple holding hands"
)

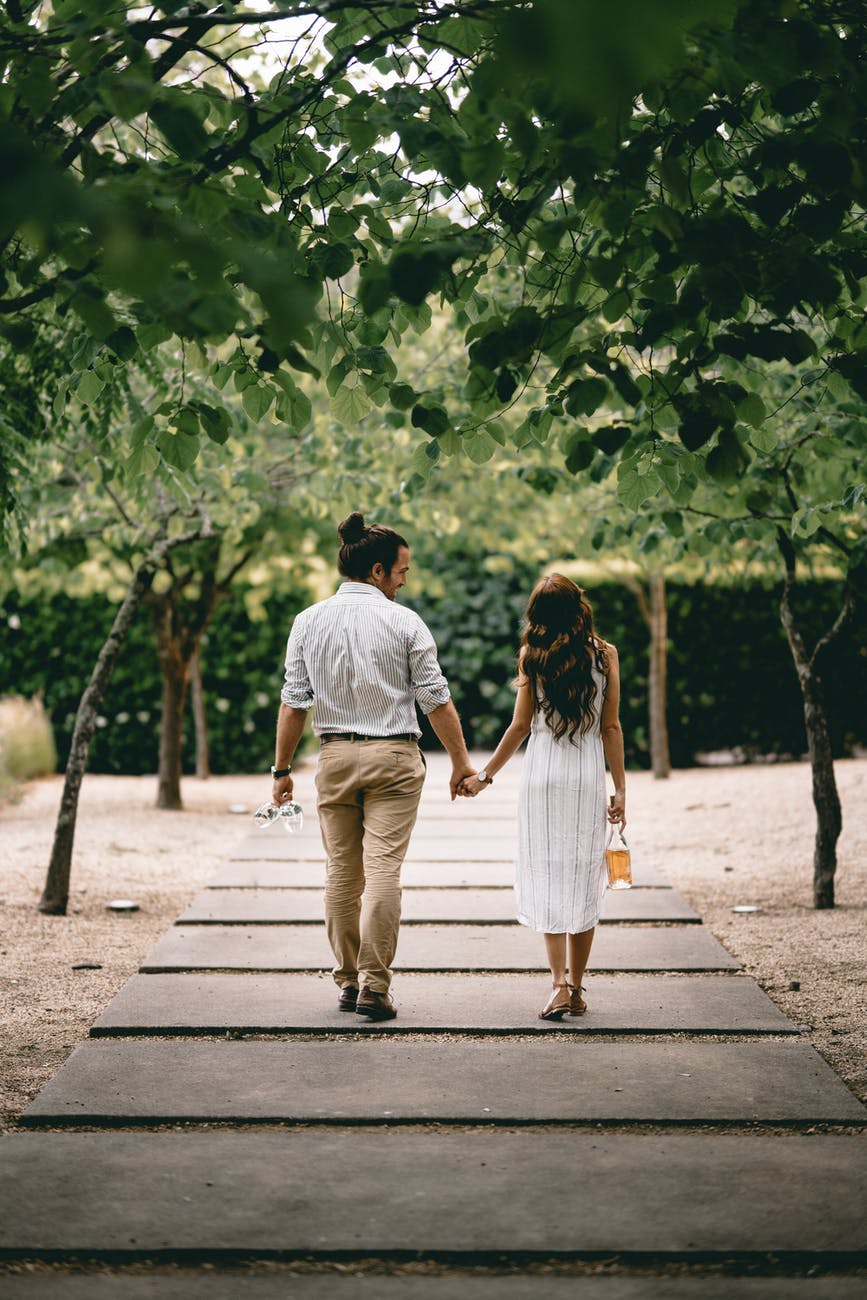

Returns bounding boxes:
[271,513,626,1023]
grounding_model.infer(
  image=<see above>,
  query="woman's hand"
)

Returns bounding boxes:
[607,790,626,829]
[460,775,487,797]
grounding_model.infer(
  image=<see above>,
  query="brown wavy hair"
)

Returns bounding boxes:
[520,574,608,742]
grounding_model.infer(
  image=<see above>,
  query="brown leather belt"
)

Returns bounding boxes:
[320,732,416,743]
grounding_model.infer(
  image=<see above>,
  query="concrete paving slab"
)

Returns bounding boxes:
[140,924,738,973]
[209,858,669,888]
[1,1281,864,1300]
[0,1131,864,1259]
[179,887,699,926]
[91,973,789,1036]
[228,834,669,882]
[229,836,516,862]
[22,1039,865,1126]
[2,1282,864,1300]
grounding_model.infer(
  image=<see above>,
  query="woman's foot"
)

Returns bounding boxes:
[538,982,571,1021]
[568,983,587,1015]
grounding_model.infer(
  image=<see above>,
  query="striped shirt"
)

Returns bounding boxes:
[281,581,451,737]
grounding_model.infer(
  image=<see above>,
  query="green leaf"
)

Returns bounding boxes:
[617,466,660,511]
[195,402,232,444]
[75,370,105,405]
[321,243,355,280]
[150,100,209,159]
[105,326,138,361]
[564,377,607,417]
[592,425,631,455]
[389,382,417,411]
[157,429,199,471]
[411,403,450,437]
[706,428,750,484]
[748,424,778,454]
[72,292,116,340]
[126,443,160,478]
[129,416,154,449]
[242,384,274,421]
[463,429,498,464]
[98,73,153,120]
[565,439,596,474]
[602,291,630,323]
[793,507,823,538]
[737,393,767,428]
[331,383,372,424]
[359,263,391,314]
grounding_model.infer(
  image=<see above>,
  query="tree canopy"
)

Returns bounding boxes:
[3,0,867,548]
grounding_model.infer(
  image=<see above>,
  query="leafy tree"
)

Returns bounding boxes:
[599,360,864,908]
[5,0,866,496]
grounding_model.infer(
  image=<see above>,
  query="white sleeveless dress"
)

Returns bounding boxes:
[515,666,608,933]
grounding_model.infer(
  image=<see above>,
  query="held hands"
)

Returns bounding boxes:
[449,766,477,801]
[459,774,487,798]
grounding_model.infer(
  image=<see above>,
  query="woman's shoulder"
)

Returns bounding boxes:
[591,637,618,669]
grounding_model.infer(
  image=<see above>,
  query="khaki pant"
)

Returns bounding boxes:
[314,738,426,994]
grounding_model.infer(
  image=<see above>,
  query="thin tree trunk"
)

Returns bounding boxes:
[39,563,156,914]
[623,567,671,779]
[647,569,671,779]
[777,530,852,909]
[190,647,210,779]
[153,603,189,810]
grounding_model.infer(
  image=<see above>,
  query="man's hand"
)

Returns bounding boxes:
[449,766,476,801]
[272,774,294,804]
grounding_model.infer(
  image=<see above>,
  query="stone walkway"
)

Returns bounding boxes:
[1,755,865,1293]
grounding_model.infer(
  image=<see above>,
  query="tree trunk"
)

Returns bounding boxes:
[624,567,672,779]
[777,530,849,909]
[647,568,671,780]
[40,562,156,914]
[152,602,189,810]
[190,647,210,779]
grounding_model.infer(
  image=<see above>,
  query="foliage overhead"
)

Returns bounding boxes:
[1,0,866,543]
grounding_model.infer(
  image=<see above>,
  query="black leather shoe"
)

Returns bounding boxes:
[355,988,397,1021]
[338,985,359,1012]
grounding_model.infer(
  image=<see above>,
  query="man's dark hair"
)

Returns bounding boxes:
[337,512,408,580]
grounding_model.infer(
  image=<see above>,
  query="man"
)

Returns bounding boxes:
[271,511,475,1022]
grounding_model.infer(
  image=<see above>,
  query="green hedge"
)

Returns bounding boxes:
[0,581,311,776]
[405,559,866,766]
[0,566,863,773]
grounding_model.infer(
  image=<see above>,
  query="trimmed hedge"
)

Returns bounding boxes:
[0,566,863,774]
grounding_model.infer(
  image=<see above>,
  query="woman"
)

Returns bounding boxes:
[462,574,626,1020]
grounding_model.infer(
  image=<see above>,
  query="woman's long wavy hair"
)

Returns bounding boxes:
[520,574,608,743]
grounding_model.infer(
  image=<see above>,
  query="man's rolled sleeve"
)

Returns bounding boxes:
[280,616,315,710]
[408,616,451,715]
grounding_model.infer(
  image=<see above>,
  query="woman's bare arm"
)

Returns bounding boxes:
[600,643,626,827]
[462,678,534,795]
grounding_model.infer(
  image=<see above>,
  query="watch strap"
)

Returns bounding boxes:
[271,764,292,778]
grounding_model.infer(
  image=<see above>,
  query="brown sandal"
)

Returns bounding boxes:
[539,982,571,1021]
[568,983,587,1016]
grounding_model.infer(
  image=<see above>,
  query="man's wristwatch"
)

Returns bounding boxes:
[271,764,292,778]
[476,769,493,785]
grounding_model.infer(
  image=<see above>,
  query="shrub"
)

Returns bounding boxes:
[0,694,57,793]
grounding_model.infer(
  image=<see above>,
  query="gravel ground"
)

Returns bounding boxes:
[1,759,865,1130]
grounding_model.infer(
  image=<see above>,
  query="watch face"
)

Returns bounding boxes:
[477,770,487,783]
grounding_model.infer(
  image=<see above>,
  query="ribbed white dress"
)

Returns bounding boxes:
[515,668,608,933]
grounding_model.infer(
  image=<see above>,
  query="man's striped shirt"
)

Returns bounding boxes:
[281,581,451,737]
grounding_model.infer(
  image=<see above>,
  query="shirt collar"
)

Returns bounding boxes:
[337,581,388,600]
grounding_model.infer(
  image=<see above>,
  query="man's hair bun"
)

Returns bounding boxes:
[338,511,367,545]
